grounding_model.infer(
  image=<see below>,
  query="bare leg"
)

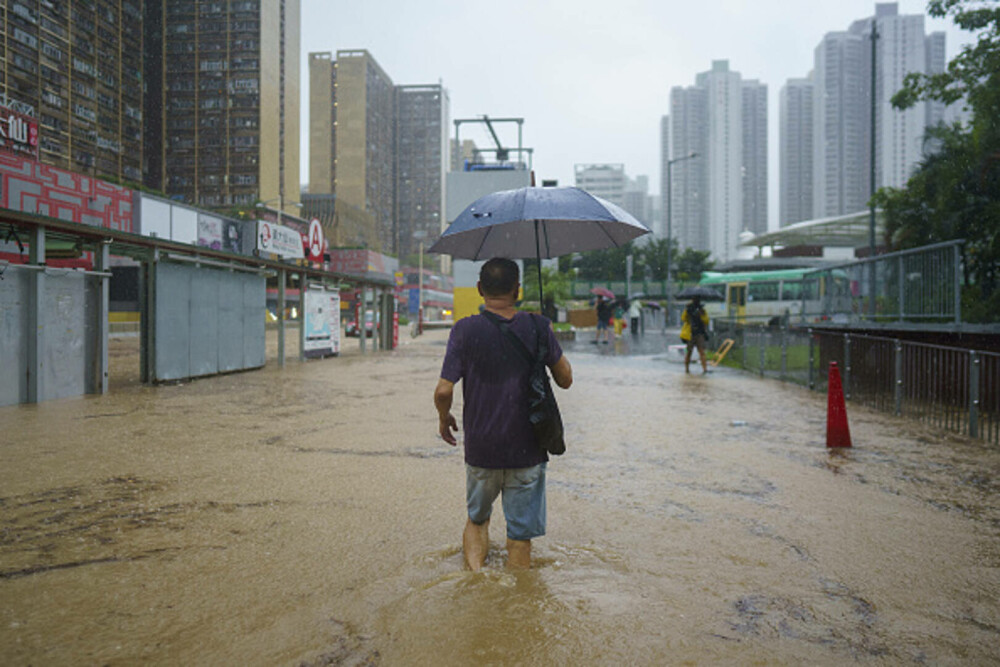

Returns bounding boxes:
[684,346,692,373]
[463,518,490,571]
[506,538,531,569]
[698,341,708,373]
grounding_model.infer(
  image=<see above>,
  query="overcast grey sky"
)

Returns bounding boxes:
[299,0,973,231]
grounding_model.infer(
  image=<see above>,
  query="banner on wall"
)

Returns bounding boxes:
[0,104,38,158]
[303,289,341,358]
[257,220,305,259]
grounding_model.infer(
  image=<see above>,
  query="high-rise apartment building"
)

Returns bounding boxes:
[668,61,766,263]
[310,51,450,256]
[779,77,814,226]
[1,0,145,184]
[666,87,708,252]
[147,0,300,211]
[574,163,626,206]
[311,49,395,251]
[812,29,869,218]
[810,2,945,219]
[741,79,768,236]
[395,84,449,260]
[621,174,649,226]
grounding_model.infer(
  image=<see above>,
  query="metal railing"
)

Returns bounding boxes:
[713,321,999,446]
[802,240,963,325]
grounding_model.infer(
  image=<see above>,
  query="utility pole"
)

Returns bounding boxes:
[665,151,699,326]
[869,19,879,318]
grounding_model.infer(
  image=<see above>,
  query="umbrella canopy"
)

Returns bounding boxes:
[676,285,725,301]
[590,286,615,299]
[428,186,650,261]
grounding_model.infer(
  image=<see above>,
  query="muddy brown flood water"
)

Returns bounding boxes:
[1,330,999,665]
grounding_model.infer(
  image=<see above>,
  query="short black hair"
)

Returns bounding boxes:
[479,257,519,296]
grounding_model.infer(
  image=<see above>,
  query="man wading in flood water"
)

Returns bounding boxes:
[434,258,573,570]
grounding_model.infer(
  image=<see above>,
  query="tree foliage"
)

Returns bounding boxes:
[878,0,1000,321]
[522,262,571,307]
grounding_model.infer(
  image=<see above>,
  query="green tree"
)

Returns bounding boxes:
[638,238,677,281]
[522,263,571,308]
[571,243,634,281]
[674,248,715,283]
[877,0,1000,322]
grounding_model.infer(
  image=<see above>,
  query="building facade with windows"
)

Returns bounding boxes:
[0,0,145,184]
[666,61,768,264]
[147,0,300,212]
[810,3,945,219]
[394,83,448,260]
[779,77,814,226]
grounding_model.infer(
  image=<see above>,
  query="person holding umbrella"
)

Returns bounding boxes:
[434,258,573,570]
[680,295,710,374]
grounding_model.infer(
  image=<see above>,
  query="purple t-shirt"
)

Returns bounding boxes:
[441,311,563,469]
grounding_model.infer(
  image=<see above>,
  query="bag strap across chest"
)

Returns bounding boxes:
[482,311,544,368]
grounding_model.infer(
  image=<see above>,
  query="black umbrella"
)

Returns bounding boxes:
[676,285,724,301]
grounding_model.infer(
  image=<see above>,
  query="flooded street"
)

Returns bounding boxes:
[2,329,999,665]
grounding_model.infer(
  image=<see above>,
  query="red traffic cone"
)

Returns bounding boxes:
[826,361,852,448]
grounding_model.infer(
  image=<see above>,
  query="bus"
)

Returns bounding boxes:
[698,268,850,324]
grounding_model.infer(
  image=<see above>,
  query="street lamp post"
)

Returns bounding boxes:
[665,151,699,326]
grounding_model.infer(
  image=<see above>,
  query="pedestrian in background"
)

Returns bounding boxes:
[680,295,709,374]
[594,296,612,344]
[434,258,573,570]
[613,301,625,338]
[628,299,642,337]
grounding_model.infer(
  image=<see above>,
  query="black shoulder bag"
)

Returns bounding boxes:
[483,312,566,456]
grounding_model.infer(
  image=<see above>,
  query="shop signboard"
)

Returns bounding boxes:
[303,288,341,358]
[257,220,305,259]
[0,104,38,158]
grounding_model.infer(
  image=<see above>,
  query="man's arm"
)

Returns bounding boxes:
[551,354,573,389]
[434,378,458,445]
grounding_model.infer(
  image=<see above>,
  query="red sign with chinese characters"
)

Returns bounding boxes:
[0,105,38,158]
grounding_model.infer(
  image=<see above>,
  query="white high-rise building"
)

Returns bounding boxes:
[813,30,870,218]
[811,3,946,219]
[574,163,626,206]
[780,77,814,226]
[666,87,708,252]
[667,61,764,264]
[742,79,769,236]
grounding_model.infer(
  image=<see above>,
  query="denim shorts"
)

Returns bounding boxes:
[466,463,546,541]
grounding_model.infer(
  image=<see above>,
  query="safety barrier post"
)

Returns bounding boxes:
[277,268,286,367]
[969,350,980,438]
[843,334,851,400]
[758,329,765,377]
[780,323,788,381]
[808,329,816,391]
[953,243,962,324]
[898,255,905,321]
[299,272,307,361]
[894,339,903,416]
[27,226,46,402]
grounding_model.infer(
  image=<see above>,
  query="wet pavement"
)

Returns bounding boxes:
[1,328,999,665]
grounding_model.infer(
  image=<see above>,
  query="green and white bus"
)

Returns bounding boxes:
[698,268,850,324]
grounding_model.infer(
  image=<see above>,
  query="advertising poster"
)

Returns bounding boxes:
[197,213,224,249]
[303,289,341,358]
[257,220,305,259]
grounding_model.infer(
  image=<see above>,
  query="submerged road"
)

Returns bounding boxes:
[1,328,998,665]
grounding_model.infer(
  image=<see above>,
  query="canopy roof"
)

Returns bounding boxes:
[741,210,885,249]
